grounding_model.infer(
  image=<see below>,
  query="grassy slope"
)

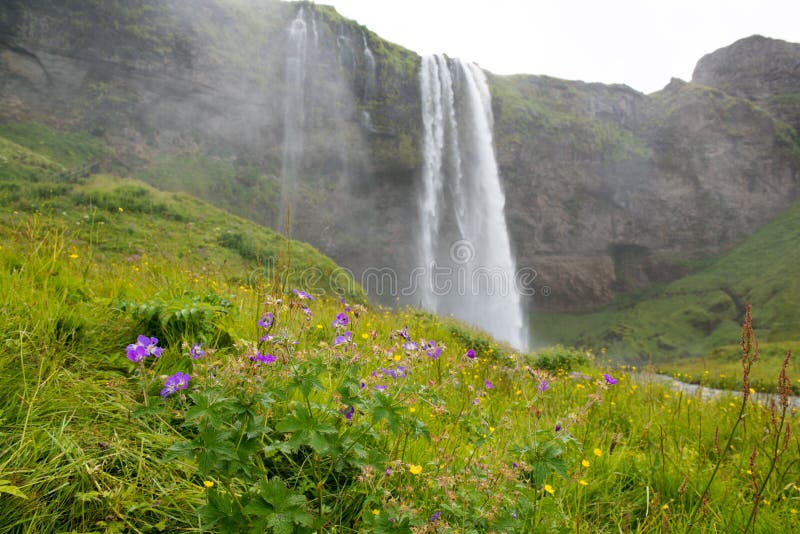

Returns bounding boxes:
[533,197,800,367]
[0,122,364,303]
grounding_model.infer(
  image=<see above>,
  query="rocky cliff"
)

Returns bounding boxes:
[1,2,798,312]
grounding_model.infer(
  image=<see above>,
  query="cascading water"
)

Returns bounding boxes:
[362,32,377,100]
[417,55,528,350]
[279,8,310,231]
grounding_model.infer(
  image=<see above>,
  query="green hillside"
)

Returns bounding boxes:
[1,121,799,533]
[0,121,364,303]
[532,198,800,363]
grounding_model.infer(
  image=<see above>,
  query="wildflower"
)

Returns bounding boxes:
[578,479,588,486]
[189,343,205,360]
[301,305,312,319]
[538,380,549,392]
[258,312,274,329]
[593,448,602,457]
[160,372,190,398]
[543,484,555,494]
[69,253,79,259]
[340,405,355,420]
[409,464,423,475]
[555,423,562,432]
[402,340,418,351]
[203,480,214,488]
[581,459,590,467]
[361,332,370,340]
[423,340,442,359]
[372,509,380,516]
[430,511,441,523]
[251,352,276,364]
[334,331,352,346]
[331,312,349,328]
[259,333,275,343]
[374,384,387,391]
[466,349,476,359]
[292,289,314,300]
[484,379,494,389]
[126,335,163,362]
[603,373,618,385]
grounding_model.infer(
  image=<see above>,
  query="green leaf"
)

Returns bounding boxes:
[276,405,337,454]
[0,480,28,499]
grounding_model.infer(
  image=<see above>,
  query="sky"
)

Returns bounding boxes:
[317,0,800,94]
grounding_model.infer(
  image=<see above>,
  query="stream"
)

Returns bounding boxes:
[636,373,800,409]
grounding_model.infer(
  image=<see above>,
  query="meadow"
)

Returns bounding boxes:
[1,122,799,532]
[0,211,798,533]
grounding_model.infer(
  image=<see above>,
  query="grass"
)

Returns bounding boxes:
[0,215,799,532]
[532,197,800,368]
[2,120,800,533]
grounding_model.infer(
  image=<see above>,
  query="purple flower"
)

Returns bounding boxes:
[399,326,410,339]
[484,379,494,390]
[385,467,392,476]
[402,340,418,351]
[301,306,312,319]
[466,349,476,360]
[424,340,442,359]
[334,331,351,346]
[259,334,275,343]
[430,511,441,523]
[512,462,519,468]
[258,312,274,329]
[340,405,355,420]
[292,289,314,300]
[374,384,387,391]
[538,380,549,392]
[126,335,162,362]
[251,352,277,364]
[160,372,190,398]
[190,343,205,360]
[555,423,562,432]
[331,312,349,328]
[603,373,618,385]
[126,343,148,362]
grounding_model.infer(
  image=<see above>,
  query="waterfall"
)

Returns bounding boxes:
[279,7,310,231]
[362,32,377,99]
[417,55,528,350]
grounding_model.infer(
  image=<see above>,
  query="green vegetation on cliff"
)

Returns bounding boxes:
[532,196,800,367]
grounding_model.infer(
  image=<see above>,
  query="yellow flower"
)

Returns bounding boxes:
[581,459,590,468]
[578,479,588,486]
[409,464,423,475]
[203,480,214,488]
[69,253,79,259]
[361,333,369,340]
[409,406,417,413]
[749,388,756,394]
[316,324,323,329]
[393,354,402,361]
[593,448,602,457]
[372,509,380,516]
[543,484,554,494]
[489,426,495,433]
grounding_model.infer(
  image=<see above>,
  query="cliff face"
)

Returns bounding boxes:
[1,3,798,311]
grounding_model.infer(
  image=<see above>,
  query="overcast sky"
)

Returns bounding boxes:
[317,0,800,94]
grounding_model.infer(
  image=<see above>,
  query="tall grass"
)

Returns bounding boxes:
[0,212,798,532]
